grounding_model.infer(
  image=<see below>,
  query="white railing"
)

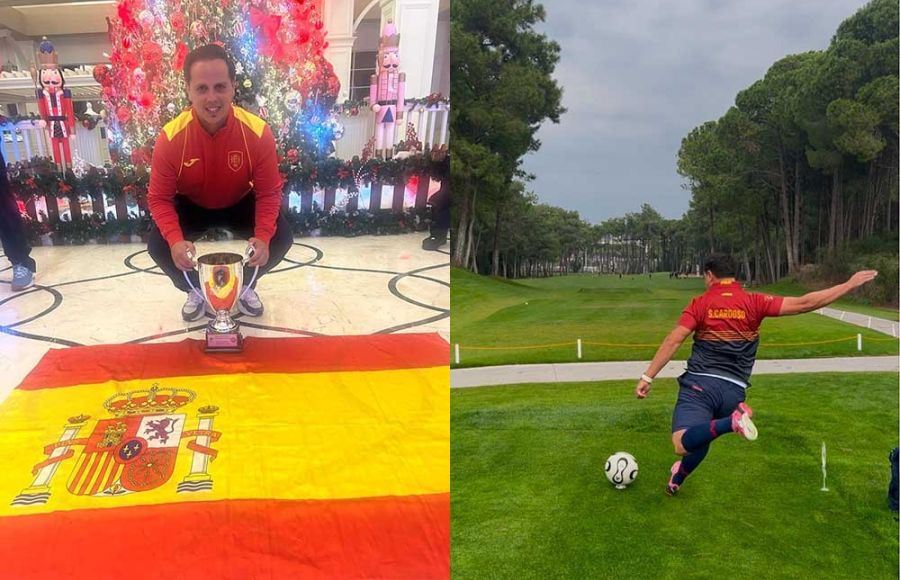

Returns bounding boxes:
[3,106,448,167]
[333,103,449,159]
[0,120,111,167]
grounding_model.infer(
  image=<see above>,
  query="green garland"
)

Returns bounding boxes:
[334,93,449,116]
[7,153,449,201]
[0,113,104,130]
[23,206,431,246]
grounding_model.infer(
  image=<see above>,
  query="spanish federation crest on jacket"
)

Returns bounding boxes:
[11,384,222,507]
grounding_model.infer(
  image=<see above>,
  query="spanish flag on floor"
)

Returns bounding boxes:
[0,333,449,579]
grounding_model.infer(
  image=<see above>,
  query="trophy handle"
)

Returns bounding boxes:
[182,251,216,313]
[241,246,260,297]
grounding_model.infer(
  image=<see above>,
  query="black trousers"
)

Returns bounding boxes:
[147,194,293,292]
[0,151,36,271]
[429,179,449,234]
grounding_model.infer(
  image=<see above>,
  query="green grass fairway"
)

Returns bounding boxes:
[451,373,899,579]
[451,269,899,367]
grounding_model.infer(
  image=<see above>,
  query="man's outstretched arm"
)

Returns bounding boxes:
[778,270,878,316]
[635,325,692,399]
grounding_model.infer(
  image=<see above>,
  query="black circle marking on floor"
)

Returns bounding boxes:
[126,324,211,344]
[124,250,166,275]
[2,239,448,346]
[269,242,325,274]
[0,326,83,347]
[388,263,450,313]
[309,263,449,288]
[0,285,65,329]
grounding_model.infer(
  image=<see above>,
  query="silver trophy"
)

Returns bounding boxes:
[195,252,245,353]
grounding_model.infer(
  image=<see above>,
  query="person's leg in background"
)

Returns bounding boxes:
[0,151,37,290]
[423,179,449,251]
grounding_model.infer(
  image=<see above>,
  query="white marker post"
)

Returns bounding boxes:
[820,442,829,492]
[857,334,862,352]
[577,339,582,360]
[454,343,460,365]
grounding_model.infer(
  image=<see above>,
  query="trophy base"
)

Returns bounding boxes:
[205,331,243,353]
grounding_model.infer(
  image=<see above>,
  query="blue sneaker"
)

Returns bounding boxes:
[11,265,34,291]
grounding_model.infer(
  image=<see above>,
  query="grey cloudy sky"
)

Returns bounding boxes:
[523,0,869,223]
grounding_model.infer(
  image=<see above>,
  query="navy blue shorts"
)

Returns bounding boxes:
[671,373,746,433]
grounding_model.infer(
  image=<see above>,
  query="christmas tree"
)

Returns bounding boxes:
[97,0,342,169]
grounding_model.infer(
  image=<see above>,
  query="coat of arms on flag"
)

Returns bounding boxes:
[12,384,221,507]
[0,334,448,578]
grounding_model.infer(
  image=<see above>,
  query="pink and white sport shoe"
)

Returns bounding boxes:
[731,402,758,441]
[666,461,681,496]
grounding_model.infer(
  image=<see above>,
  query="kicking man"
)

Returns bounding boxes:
[635,254,878,495]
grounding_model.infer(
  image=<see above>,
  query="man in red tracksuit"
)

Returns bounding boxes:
[635,254,878,496]
[148,44,292,321]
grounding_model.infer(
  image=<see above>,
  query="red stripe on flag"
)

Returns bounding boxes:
[88,453,113,496]
[17,333,449,390]
[66,453,90,495]
[76,453,102,496]
[0,493,449,579]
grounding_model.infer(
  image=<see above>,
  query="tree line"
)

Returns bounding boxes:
[451,0,897,298]
[676,0,897,283]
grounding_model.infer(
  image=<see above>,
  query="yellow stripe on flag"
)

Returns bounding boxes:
[0,366,448,516]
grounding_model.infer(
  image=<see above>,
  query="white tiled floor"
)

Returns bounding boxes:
[0,234,449,400]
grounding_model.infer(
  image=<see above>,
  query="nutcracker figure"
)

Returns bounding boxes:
[32,37,75,171]
[369,20,405,159]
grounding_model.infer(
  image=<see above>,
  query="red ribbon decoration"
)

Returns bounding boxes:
[249,7,285,62]
[183,429,222,459]
[32,449,74,475]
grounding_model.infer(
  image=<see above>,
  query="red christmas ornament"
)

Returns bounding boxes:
[121,51,138,71]
[174,43,188,71]
[141,41,163,69]
[286,148,299,163]
[171,12,185,32]
[92,64,109,85]
[116,105,131,124]
[138,91,154,109]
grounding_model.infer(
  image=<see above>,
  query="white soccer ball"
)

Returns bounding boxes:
[605,452,638,489]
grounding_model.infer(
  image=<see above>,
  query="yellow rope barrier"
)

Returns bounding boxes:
[763,336,857,347]
[462,342,574,351]
[582,341,659,348]
[866,335,900,342]
[459,334,898,351]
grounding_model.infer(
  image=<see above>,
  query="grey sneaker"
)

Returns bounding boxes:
[182,290,206,322]
[11,265,34,291]
[238,286,264,317]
